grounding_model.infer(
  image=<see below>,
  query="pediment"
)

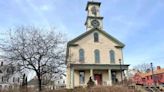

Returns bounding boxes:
[67,28,125,48]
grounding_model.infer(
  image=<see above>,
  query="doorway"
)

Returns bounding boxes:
[94,74,102,85]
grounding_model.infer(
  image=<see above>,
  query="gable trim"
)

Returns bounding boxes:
[67,28,125,47]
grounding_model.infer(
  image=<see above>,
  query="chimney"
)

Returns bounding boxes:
[157,66,161,70]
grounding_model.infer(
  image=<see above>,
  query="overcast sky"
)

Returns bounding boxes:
[0,0,164,68]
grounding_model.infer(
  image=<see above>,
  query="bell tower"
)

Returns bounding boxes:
[85,1,104,31]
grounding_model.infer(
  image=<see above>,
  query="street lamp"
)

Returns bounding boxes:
[150,62,156,86]
[119,59,123,85]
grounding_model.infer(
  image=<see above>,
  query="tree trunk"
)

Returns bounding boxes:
[37,74,42,92]
[39,78,42,92]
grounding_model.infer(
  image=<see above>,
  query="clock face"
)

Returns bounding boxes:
[91,20,100,28]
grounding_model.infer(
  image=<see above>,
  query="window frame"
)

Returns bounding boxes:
[2,76,3,82]
[94,49,100,63]
[79,49,85,62]
[18,77,20,83]
[13,77,15,82]
[110,50,115,63]
[94,32,99,42]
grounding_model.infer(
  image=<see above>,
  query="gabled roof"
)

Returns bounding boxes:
[66,28,125,64]
[67,28,125,47]
[133,68,164,78]
[142,68,164,77]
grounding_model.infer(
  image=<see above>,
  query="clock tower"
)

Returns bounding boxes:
[66,0,129,89]
[85,1,104,31]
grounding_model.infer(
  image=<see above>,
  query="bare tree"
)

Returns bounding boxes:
[0,26,66,91]
[133,63,151,73]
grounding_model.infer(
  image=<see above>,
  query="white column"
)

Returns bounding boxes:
[90,69,93,79]
[108,69,112,86]
[70,67,74,88]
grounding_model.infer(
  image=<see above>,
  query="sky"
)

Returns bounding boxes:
[0,0,164,69]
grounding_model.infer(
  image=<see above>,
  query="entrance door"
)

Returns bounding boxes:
[112,71,118,84]
[94,74,102,85]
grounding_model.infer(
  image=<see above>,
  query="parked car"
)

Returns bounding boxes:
[159,83,164,91]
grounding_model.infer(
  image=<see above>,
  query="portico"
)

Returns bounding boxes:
[69,64,129,88]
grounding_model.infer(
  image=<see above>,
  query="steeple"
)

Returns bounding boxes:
[85,1,104,31]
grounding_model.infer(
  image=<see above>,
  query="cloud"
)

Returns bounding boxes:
[39,5,52,11]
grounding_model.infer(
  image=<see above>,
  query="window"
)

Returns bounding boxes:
[13,77,15,82]
[2,76,3,82]
[142,78,145,82]
[94,33,99,42]
[0,70,2,73]
[7,78,9,82]
[147,76,149,80]
[18,77,20,83]
[160,75,163,79]
[94,49,100,63]
[11,67,15,74]
[79,71,85,84]
[1,62,3,66]
[110,50,115,63]
[79,49,84,62]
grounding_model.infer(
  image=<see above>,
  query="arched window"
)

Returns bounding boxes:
[110,50,115,63]
[94,33,99,42]
[94,49,100,63]
[79,49,84,62]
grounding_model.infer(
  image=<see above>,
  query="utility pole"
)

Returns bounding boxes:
[119,59,123,85]
[150,62,156,86]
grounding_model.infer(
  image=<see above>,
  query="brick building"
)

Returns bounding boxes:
[133,66,164,86]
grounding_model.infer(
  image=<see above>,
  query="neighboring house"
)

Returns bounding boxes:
[66,1,129,89]
[28,75,66,90]
[0,61,22,89]
[132,66,164,86]
[132,72,145,85]
[27,76,38,88]
[27,76,50,89]
[54,75,66,89]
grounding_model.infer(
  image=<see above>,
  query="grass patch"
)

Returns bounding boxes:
[0,85,140,92]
